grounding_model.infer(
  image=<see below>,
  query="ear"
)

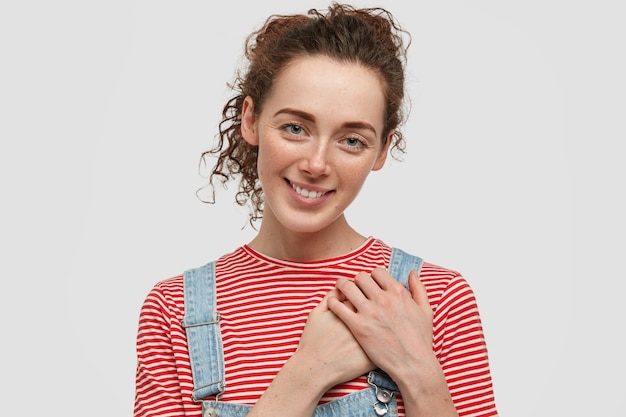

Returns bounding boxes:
[372,130,394,171]
[241,96,259,146]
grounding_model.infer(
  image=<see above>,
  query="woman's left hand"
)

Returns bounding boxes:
[327,267,436,382]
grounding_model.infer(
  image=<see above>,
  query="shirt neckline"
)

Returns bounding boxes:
[241,237,377,269]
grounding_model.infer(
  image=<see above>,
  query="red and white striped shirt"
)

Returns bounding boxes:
[135,238,498,416]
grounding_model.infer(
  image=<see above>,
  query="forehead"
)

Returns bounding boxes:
[262,55,387,131]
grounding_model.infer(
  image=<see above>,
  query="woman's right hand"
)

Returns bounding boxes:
[247,289,374,417]
[294,289,375,389]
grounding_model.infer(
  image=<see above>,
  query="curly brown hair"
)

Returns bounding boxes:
[199,2,411,224]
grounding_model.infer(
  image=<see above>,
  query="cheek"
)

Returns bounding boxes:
[256,143,287,183]
[259,140,298,172]
[342,162,374,184]
[256,154,270,185]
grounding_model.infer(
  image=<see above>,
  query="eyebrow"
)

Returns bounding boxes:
[273,108,377,135]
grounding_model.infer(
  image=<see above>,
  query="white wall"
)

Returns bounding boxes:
[1,1,624,416]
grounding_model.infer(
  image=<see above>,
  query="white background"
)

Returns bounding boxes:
[1,1,624,416]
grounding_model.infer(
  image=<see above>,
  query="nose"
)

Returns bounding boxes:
[299,140,331,178]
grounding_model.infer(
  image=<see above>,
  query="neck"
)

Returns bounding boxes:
[247,215,367,262]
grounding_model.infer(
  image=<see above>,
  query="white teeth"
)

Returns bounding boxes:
[292,183,325,198]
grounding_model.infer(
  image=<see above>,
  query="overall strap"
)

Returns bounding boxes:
[388,247,424,288]
[181,261,225,401]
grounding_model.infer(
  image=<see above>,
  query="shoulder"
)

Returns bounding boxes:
[140,248,242,311]
[139,275,185,323]
[419,261,464,288]
[419,262,480,317]
[385,243,463,288]
[150,274,185,300]
[385,243,474,310]
[141,247,242,305]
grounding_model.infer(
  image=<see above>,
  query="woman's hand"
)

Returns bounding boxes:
[295,289,376,388]
[327,268,459,417]
[247,290,376,417]
[326,268,436,382]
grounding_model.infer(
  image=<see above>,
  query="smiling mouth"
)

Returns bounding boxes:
[289,181,328,199]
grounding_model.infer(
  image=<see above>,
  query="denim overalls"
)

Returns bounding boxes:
[182,247,423,417]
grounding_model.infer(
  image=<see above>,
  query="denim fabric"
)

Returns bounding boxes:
[182,261,225,401]
[182,247,423,417]
[200,384,399,417]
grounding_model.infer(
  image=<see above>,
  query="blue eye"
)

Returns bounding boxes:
[344,137,366,148]
[346,138,363,146]
[286,124,303,135]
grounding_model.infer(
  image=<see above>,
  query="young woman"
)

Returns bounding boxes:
[135,4,498,417]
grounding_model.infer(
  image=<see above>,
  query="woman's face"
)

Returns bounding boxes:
[241,55,392,235]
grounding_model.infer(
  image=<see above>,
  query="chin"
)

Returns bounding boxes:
[276,212,340,235]
[281,220,328,234]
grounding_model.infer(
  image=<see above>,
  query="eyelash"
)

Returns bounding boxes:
[284,123,305,136]
[281,123,369,151]
[341,137,368,151]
